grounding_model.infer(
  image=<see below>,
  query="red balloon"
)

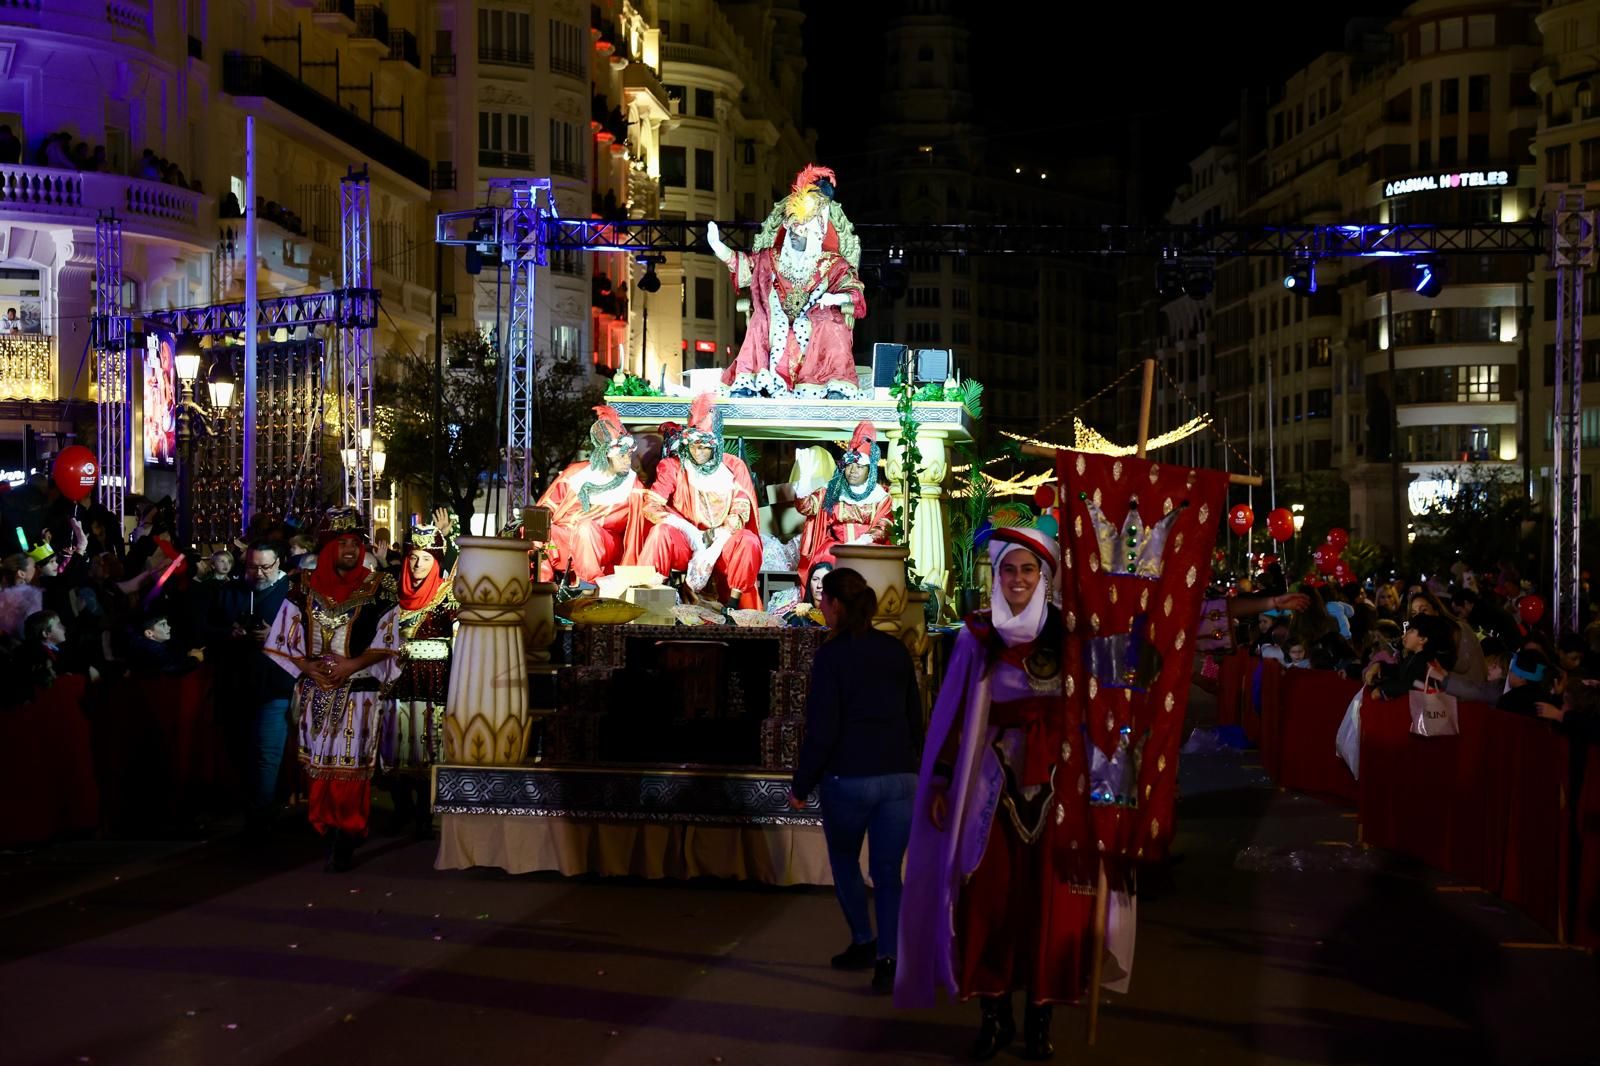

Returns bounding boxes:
[1313,546,1339,575]
[1519,594,1546,625]
[1267,507,1295,542]
[1227,503,1254,536]
[1261,553,1280,568]
[51,445,98,503]
[1332,560,1356,585]
[1325,527,1349,553]
[1033,484,1058,510]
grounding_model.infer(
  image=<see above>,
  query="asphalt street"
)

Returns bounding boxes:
[3,693,1597,1066]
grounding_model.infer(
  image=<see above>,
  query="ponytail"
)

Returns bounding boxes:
[822,567,877,637]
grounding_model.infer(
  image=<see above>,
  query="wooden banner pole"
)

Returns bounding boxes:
[1135,357,1156,459]
[1087,860,1109,1045]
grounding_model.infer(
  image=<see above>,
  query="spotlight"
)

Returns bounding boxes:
[1181,257,1215,299]
[636,253,665,294]
[1283,262,1316,295]
[1413,261,1443,298]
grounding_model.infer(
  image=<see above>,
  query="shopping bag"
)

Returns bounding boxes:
[1408,682,1459,737]
[1335,688,1362,779]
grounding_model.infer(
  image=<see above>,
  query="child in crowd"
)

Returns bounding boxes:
[1363,613,1456,699]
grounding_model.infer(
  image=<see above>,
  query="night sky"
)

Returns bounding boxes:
[802,2,1414,218]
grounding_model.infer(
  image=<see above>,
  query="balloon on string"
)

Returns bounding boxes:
[1227,503,1254,536]
[1313,546,1339,575]
[1324,527,1349,553]
[52,445,98,503]
[1332,560,1356,585]
[1518,594,1546,626]
[1267,507,1295,542]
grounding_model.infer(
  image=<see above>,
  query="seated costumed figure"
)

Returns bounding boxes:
[640,393,762,609]
[707,165,866,400]
[795,419,892,579]
[534,404,640,584]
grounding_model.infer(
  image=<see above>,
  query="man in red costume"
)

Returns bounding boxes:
[534,404,639,583]
[795,419,893,578]
[640,393,762,609]
[264,507,400,872]
[707,165,866,400]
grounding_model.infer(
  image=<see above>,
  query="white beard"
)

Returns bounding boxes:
[777,227,821,282]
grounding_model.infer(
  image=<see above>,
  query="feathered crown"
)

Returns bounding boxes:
[785,165,837,225]
[1085,495,1182,580]
[842,421,875,464]
[685,392,721,440]
[588,404,634,468]
[316,506,369,547]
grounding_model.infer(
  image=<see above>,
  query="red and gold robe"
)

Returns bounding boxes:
[534,461,642,583]
[795,484,893,578]
[640,454,762,608]
[720,239,865,397]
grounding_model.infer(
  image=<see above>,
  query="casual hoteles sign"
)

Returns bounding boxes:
[1384,169,1513,197]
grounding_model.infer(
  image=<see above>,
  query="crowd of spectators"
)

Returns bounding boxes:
[1222,558,1600,746]
[0,125,200,192]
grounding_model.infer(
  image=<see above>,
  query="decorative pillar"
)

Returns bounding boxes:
[444,535,533,765]
[885,431,951,591]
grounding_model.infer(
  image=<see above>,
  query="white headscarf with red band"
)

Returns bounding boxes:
[988,526,1058,647]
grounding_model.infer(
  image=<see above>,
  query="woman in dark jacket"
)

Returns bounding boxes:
[787,567,921,994]
[1364,612,1457,698]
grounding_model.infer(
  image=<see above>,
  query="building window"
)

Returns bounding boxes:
[1549,144,1572,183]
[952,288,970,310]
[1467,133,1489,162]
[693,147,714,190]
[1439,16,1464,51]
[1582,138,1600,182]
[1418,140,1432,168]
[694,88,714,119]
[1467,14,1494,48]
[479,9,532,64]
[1311,336,1331,366]
[1471,191,1502,221]
[694,277,714,321]
[1468,74,1490,112]
[551,325,580,362]
[664,84,685,114]
[1306,388,1332,418]
[741,140,755,165]
[1440,78,1459,115]
[1420,82,1433,118]
[478,111,530,167]
[1457,364,1500,402]
[953,321,970,345]
[908,321,941,343]
[1439,136,1458,165]
[1419,22,1436,55]
[549,20,584,78]
[907,287,941,308]
[549,120,582,178]
[661,145,686,187]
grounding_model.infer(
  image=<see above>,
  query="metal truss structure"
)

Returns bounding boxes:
[542,219,1548,260]
[1551,196,1593,638]
[142,290,377,336]
[340,167,376,522]
[92,214,127,520]
[437,177,552,520]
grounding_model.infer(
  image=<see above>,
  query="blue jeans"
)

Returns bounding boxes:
[818,772,918,960]
[249,697,292,821]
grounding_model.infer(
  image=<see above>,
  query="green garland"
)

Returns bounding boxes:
[887,367,923,579]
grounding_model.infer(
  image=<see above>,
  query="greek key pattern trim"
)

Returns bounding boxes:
[434,765,822,826]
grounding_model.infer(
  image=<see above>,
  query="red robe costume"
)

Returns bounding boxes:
[535,461,640,583]
[639,393,761,608]
[720,165,865,398]
[796,485,892,578]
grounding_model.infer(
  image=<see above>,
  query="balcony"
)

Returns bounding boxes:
[551,158,585,180]
[223,53,430,190]
[479,46,534,67]
[431,53,455,76]
[0,162,206,236]
[432,162,456,191]
[313,0,356,33]
[385,29,420,69]
[478,149,530,170]
[0,334,56,402]
[661,42,724,69]
[550,56,586,81]
[352,5,389,56]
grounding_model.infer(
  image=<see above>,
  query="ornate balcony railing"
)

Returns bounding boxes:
[0,334,56,402]
[0,162,205,230]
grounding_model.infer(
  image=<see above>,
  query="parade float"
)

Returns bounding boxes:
[429,165,1258,894]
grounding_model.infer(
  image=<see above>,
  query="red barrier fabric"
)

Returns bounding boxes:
[1267,669,1361,805]
[88,667,227,832]
[1214,651,1249,727]
[0,676,99,847]
[1570,745,1600,949]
